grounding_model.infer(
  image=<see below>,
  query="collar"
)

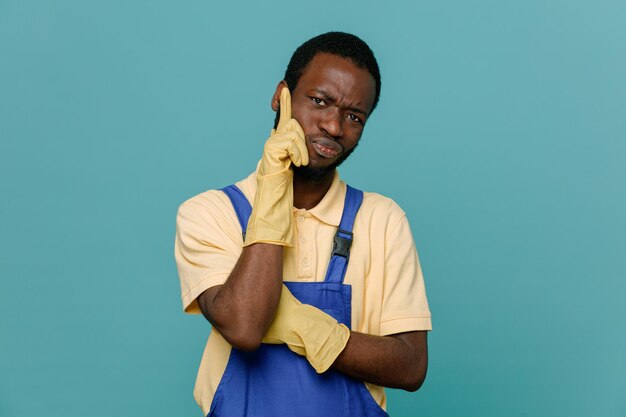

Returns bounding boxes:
[236,164,346,227]
[307,171,345,227]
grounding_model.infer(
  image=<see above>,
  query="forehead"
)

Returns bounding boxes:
[296,52,377,114]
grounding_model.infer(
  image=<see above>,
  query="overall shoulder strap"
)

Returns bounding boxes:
[221,185,252,240]
[324,185,364,284]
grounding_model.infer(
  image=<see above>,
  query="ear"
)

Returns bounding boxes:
[271,80,288,112]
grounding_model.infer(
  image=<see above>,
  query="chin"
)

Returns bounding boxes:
[293,164,334,182]
[299,151,355,182]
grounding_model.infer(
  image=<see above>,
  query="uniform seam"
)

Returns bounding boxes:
[380,315,432,323]
[182,273,230,299]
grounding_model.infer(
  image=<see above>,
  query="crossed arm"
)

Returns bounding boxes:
[196,242,428,392]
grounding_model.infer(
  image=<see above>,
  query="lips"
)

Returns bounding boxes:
[311,137,343,158]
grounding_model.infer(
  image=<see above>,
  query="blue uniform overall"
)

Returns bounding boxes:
[208,184,389,417]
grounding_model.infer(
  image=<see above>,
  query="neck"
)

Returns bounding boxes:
[293,169,335,210]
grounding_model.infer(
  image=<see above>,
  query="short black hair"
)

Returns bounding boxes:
[283,31,381,113]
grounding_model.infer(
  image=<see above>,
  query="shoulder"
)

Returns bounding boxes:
[177,173,254,225]
[358,190,407,228]
[175,187,245,246]
[177,189,234,225]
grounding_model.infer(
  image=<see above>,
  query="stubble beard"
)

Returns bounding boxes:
[293,137,359,182]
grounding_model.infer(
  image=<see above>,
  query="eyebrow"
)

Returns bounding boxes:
[313,88,369,118]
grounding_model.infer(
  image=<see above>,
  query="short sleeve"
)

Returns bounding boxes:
[379,214,432,335]
[174,191,244,314]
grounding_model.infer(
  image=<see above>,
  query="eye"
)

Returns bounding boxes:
[310,97,325,106]
[347,113,362,124]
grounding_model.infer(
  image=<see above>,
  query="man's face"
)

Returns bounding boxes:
[272,53,377,180]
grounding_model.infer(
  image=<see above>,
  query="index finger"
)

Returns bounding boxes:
[278,86,292,129]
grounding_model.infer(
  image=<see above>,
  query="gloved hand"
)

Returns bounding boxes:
[244,87,309,247]
[262,285,351,374]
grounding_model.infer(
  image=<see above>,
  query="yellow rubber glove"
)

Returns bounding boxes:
[262,285,351,374]
[244,87,309,247]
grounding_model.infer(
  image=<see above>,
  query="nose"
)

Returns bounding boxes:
[318,107,343,139]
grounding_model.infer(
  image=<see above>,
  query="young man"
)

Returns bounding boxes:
[175,32,432,416]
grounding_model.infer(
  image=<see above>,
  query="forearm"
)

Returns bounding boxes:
[331,330,428,391]
[198,243,283,351]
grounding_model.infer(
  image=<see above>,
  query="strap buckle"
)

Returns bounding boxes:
[332,229,353,258]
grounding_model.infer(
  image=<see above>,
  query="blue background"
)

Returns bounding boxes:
[1,1,625,416]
